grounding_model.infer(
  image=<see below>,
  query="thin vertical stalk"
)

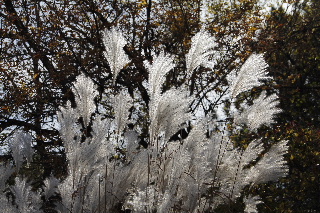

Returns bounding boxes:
[98,175,101,213]
[104,164,108,213]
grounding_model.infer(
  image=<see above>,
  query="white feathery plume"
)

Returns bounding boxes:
[220,139,264,200]
[57,74,113,213]
[150,88,192,145]
[240,139,265,168]
[234,91,282,131]
[43,175,60,200]
[0,194,16,213]
[10,131,34,171]
[57,183,83,213]
[145,52,183,145]
[230,53,271,98]
[57,101,78,149]
[186,29,217,75]
[244,195,263,213]
[247,140,289,185]
[0,164,14,191]
[103,27,130,85]
[145,52,175,99]
[10,178,41,213]
[72,73,98,127]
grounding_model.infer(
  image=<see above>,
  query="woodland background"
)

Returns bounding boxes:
[0,0,319,212]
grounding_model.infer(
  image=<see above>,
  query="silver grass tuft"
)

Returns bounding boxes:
[186,29,217,75]
[0,28,290,213]
[234,91,282,131]
[145,52,175,99]
[72,73,98,127]
[247,140,289,185]
[230,54,271,98]
[10,178,42,213]
[56,74,113,212]
[57,101,78,146]
[149,88,192,146]
[244,195,263,213]
[145,52,192,146]
[103,27,130,85]
[43,175,59,200]
[0,164,14,191]
[0,195,16,213]
[10,131,34,171]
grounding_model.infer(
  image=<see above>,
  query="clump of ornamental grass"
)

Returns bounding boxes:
[0,28,287,213]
